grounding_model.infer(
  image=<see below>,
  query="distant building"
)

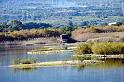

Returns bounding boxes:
[60,34,69,43]
[108,22,117,26]
[108,22,122,26]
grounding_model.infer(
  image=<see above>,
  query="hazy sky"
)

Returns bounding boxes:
[0,0,123,9]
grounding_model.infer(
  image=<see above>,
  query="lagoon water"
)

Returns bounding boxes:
[0,45,124,82]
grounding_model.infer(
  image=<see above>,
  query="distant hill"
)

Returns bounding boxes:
[0,0,123,27]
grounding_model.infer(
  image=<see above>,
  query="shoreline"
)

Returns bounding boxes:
[73,54,124,59]
[0,37,60,46]
[9,60,103,69]
[27,50,73,54]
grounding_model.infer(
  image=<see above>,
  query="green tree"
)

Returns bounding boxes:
[7,20,23,31]
[0,24,4,32]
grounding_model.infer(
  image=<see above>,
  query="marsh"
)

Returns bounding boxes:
[0,45,124,82]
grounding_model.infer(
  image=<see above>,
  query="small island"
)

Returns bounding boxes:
[9,60,103,69]
[27,47,73,54]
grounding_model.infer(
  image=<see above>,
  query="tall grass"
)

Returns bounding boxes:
[92,42,124,55]
[74,42,124,55]
[74,43,92,55]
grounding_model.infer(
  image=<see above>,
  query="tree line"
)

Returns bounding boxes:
[0,20,52,32]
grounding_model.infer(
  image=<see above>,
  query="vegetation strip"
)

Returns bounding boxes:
[74,42,124,55]
[27,50,73,54]
[27,47,74,54]
[9,60,103,69]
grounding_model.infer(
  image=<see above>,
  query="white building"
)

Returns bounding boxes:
[108,22,122,26]
[108,22,118,26]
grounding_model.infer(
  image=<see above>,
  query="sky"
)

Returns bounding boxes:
[0,0,123,9]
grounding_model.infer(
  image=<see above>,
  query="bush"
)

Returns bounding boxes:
[12,58,37,65]
[74,42,124,55]
[20,59,33,64]
[74,43,92,55]
[20,58,37,64]
[91,42,124,55]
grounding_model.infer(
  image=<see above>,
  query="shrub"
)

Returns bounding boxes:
[91,42,124,55]
[74,43,92,55]
[20,59,33,64]
[12,58,37,65]
[20,58,37,64]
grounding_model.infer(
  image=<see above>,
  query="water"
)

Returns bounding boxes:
[0,45,72,66]
[0,45,124,82]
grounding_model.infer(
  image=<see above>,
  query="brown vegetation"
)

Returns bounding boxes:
[74,42,124,55]
[72,25,124,34]
[86,37,121,43]
[0,28,62,41]
[71,25,124,42]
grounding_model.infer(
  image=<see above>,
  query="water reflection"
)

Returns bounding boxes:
[12,68,37,73]
[74,64,85,72]
[95,59,124,69]
[0,45,72,66]
[73,59,124,72]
